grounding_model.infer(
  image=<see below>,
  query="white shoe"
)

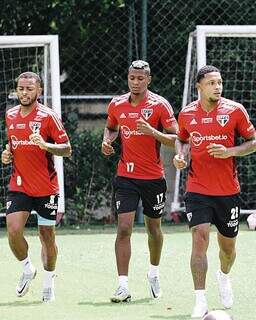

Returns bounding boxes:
[16,269,37,297]
[147,273,162,299]
[110,286,131,303]
[42,287,55,302]
[191,304,208,318]
[216,270,233,309]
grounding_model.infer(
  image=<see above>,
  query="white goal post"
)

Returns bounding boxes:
[172,25,256,215]
[0,35,65,214]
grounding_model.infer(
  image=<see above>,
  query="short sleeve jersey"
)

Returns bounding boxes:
[6,103,69,196]
[107,90,177,179]
[177,98,255,195]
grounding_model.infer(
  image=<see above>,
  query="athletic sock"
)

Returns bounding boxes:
[21,256,35,275]
[118,275,128,289]
[195,289,207,306]
[43,270,55,289]
[148,264,159,278]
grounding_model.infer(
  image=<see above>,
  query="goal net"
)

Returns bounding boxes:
[172,25,256,215]
[0,35,65,215]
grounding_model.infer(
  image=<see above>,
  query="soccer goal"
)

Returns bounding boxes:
[172,25,256,215]
[0,35,65,215]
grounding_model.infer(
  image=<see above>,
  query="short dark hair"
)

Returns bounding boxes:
[196,65,220,83]
[17,72,42,86]
[129,60,151,75]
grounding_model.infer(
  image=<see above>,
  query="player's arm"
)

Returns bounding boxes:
[136,117,177,147]
[29,133,72,157]
[207,133,256,158]
[173,138,190,169]
[101,124,119,156]
[1,144,13,164]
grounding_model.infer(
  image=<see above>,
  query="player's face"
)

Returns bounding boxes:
[197,72,223,102]
[16,78,42,107]
[128,69,151,95]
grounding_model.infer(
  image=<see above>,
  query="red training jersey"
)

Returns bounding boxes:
[6,103,69,197]
[107,90,177,179]
[177,98,255,195]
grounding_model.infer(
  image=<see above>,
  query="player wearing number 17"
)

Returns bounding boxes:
[102,60,178,302]
[173,65,256,318]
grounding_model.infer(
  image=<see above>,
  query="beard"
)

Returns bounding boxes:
[18,95,38,107]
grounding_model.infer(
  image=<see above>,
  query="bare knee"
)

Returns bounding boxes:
[192,225,210,257]
[147,224,162,238]
[117,222,133,238]
[7,223,23,239]
[39,226,56,246]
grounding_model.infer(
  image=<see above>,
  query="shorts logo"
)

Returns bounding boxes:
[50,210,56,216]
[216,115,229,127]
[6,201,12,209]
[44,196,57,210]
[187,212,192,221]
[29,121,41,133]
[141,108,153,120]
[116,201,120,209]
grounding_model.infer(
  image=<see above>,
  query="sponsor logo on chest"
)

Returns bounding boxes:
[216,114,229,127]
[201,117,213,124]
[16,123,26,129]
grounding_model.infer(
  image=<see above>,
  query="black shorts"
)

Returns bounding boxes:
[113,176,167,219]
[184,192,240,238]
[6,191,59,224]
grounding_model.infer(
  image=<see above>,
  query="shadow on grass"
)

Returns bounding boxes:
[78,298,152,307]
[150,315,190,319]
[0,300,42,307]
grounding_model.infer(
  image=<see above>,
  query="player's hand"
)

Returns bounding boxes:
[207,143,231,159]
[101,139,115,156]
[173,154,187,169]
[29,133,47,150]
[1,144,13,164]
[136,118,154,135]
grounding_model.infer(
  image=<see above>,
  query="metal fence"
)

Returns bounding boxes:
[1,0,255,224]
[58,0,255,111]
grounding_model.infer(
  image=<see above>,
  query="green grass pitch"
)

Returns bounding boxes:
[0,224,255,320]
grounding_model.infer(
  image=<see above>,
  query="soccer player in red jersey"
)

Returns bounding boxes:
[173,65,256,318]
[1,72,72,302]
[102,60,177,302]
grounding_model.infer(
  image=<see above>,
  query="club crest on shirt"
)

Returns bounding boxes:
[216,115,229,127]
[29,121,41,133]
[141,108,153,120]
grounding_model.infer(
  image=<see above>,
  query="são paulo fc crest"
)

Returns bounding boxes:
[141,108,153,120]
[216,115,229,127]
[29,121,41,133]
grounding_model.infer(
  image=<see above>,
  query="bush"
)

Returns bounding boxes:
[63,111,119,225]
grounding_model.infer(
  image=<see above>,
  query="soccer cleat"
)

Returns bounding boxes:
[42,287,55,302]
[191,304,208,318]
[110,286,131,303]
[16,269,37,297]
[147,273,162,299]
[216,270,233,309]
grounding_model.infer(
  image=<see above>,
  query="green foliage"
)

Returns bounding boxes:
[63,110,119,225]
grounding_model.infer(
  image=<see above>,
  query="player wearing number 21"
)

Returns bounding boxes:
[173,65,256,318]
[101,60,177,302]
